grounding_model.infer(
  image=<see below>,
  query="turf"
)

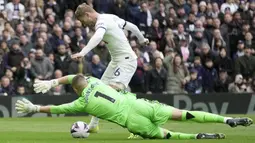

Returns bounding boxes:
[0,115,254,143]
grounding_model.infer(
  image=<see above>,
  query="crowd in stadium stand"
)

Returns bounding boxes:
[0,0,255,96]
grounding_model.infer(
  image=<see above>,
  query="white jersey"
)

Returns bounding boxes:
[95,14,137,62]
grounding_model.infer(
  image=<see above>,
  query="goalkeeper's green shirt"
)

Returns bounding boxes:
[50,75,136,127]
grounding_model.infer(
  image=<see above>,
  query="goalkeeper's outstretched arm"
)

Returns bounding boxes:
[33,75,77,94]
[15,98,85,114]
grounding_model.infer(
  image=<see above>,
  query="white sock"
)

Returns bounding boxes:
[224,117,233,123]
[89,116,99,128]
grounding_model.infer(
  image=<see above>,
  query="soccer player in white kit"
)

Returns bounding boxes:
[71,3,149,137]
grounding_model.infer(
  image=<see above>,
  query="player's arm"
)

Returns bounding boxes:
[15,98,85,114]
[71,22,107,59]
[117,17,148,45]
[33,75,79,94]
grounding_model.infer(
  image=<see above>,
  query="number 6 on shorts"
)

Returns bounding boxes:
[114,68,120,76]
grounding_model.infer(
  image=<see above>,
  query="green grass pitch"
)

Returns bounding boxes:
[0,115,254,143]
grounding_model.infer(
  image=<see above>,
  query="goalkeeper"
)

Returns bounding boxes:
[16,74,253,139]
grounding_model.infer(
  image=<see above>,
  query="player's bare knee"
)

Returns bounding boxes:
[172,109,195,121]
[171,109,183,120]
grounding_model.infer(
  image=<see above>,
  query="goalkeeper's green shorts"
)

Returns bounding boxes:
[126,99,175,138]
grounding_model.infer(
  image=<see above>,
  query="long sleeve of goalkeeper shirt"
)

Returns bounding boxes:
[50,97,85,114]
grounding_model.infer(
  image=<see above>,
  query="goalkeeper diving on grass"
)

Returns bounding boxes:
[16,74,253,139]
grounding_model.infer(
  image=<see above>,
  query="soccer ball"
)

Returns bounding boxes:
[70,121,90,138]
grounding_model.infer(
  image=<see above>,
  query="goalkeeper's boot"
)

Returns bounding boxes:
[127,133,140,139]
[88,125,99,133]
[227,118,253,128]
[196,133,225,139]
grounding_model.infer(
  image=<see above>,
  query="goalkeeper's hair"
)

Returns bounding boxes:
[72,74,87,93]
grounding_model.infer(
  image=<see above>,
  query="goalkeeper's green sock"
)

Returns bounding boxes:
[181,110,231,123]
[160,128,196,139]
[167,131,197,139]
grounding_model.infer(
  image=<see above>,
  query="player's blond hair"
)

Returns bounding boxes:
[75,3,95,19]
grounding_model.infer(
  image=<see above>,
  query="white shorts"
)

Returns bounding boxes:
[101,58,137,88]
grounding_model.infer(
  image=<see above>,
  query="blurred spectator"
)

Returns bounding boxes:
[233,40,245,59]
[45,14,56,32]
[147,19,163,44]
[178,37,194,63]
[215,47,233,75]
[88,54,106,79]
[16,85,26,95]
[37,32,53,55]
[185,68,202,94]
[110,0,127,20]
[130,47,148,93]
[3,42,24,73]
[201,58,218,93]
[4,69,14,85]
[25,0,44,19]
[160,28,176,53]
[0,41,9,54]
[127,0,140,26]
[92,41,111,66]
[62,21,74,38]
[174,23,192,45]
[229,74,246,93]
[138,1,152,36]
[211,29,226,55]
[155,3,167,29]
[20,34,33,56]
[44,0,60,16]
[244,32,254,49]
[220,0,238,14]
[214,69,232,92]
[25,6,43,22]
[175,7,187,24]
[49,26,64,53]
[0,76,15,96]
[211,2,220,18]
[54,44,71,76]
[93,0,113,14]
[145,57,167,94]
[5,0,25,25]
[68,57,91,76]
[164,54,190,94]
[148,41,164,64]
[193,56,203,80]
[16,57,33,94]
[200,43,217,66]
[235,47,255,80]
[185,13,196,32]
[15,23,25,37]
[190,30,207,56]
[31,48,54,80]
[71,27,86,53]
[50,69,66,95]
[25,21,34,41]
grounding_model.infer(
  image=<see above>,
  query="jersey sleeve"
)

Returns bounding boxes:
[114,16,126,29]
[67,75,76,84]
[50,97,85,114]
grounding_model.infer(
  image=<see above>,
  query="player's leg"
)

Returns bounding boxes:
[170,108,253,127]
[152,127,225,139]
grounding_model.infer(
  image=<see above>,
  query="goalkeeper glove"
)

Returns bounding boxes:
[33,79,59,94]
[15,98,40,113]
